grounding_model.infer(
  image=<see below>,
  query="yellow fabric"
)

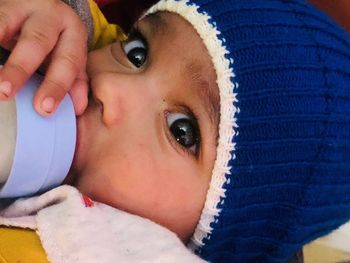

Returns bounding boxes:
[0,227,49,263]
[87,0,127,49]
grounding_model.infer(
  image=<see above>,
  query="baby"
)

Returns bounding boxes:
[1,0,350,262]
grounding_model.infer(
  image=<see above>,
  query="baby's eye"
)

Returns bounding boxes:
[122,31,148,68]
[166,112,200,155]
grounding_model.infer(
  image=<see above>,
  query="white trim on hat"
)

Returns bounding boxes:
[145,0,238,251]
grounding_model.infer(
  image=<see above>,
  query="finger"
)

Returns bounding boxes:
[69,72,89,116]
[33,19,88,115]
[0,15,60,99]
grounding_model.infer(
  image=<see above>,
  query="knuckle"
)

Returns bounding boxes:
[46,78,69,94]
[6,61,30,79]
[56,53,81,73]
[23,29,52,49]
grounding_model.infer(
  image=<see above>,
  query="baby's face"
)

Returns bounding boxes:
[71,12,219,241]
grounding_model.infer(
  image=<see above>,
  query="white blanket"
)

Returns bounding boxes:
[0,185,206,263]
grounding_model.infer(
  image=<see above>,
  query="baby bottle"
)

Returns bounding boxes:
[0,48,76,198]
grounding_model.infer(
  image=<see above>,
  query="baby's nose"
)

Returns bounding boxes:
[102,94,125,128]
[94,78,157,128]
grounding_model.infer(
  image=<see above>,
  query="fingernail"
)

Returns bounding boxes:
[41,97,56,114]
[0,81,12,97]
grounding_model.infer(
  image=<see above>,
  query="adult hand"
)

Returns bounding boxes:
[0,0,88,116]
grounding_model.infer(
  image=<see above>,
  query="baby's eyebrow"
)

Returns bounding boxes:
[142,13,166,39]
[185,61,220,129]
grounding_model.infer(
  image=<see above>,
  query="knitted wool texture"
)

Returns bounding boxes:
[146,0,350,262]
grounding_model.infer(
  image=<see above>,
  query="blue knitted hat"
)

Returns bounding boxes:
[146,0,350,262]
